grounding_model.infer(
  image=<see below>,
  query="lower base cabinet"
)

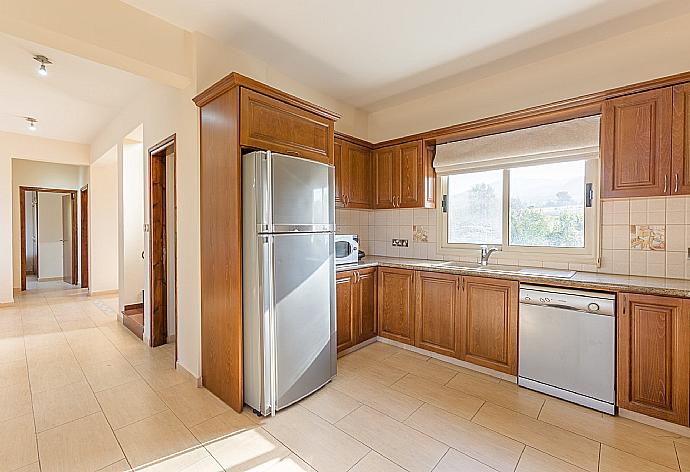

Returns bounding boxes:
[415,271,460,357]
[378,267,415,344]
[336,267,377,353]
[459,276,519,375]
[617,292,690,426]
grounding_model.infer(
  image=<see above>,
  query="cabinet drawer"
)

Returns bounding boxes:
[240,89,334,164]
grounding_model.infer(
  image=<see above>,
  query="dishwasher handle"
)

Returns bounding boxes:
[520,300,614,316]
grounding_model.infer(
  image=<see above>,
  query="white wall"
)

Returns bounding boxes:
[89,147,119,293]
[10,157,85,290]
[37,192,65,280]
[368,12,690,141]
[120,140,145,306]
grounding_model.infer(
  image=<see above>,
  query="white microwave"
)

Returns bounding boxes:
[335,235,359,265]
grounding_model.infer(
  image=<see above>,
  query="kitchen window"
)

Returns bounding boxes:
[439,158,599,262]
[433,115,602,264]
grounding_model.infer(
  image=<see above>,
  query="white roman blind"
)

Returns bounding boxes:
[433,115,601,175]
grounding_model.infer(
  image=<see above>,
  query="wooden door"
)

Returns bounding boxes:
[356,267,378,342]
[398,141,423,208]
[347,143,373,208]
[150,151,168,347]
[334,138,348,207]
[617,293,690,425]
[460,276,518,375]
[672,83,690,195]
[601,88,672,198]
[61,194,77,285]
[374,146,396,209]
[336,271,356,352]
[80,187,89,289]
[415,271,459,357]
[378,267,415,344]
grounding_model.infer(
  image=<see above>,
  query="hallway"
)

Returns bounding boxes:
[0,286,256,472]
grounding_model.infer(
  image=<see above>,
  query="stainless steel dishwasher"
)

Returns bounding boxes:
[518,284,616,414]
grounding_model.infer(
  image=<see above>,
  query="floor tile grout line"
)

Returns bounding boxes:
[469,405,598,472]
[512,445,526,472]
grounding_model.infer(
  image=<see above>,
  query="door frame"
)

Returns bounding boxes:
[147,134,178,357]
[20,186,78,291]
[80,185,89,289]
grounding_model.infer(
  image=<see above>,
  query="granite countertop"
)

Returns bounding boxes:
[337,256,690,298]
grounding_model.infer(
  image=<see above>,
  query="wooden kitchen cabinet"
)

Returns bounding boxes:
[240,88,334,165]
[378,267,415,344]
[673,83,690,195]
[459,276,518,375]
[617,293,690,426]
[194,72,339,412]
[336,271,357,352]
[356,267,378,342]
[336,267,377,353]
[374,140,435,209]
[334,137,373,208]
[601,87,673,198]
[414,271,460,357]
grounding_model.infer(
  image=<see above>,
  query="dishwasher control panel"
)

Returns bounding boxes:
[519,285,615,316]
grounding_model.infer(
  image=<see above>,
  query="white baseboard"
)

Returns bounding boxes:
[375,336,517,383]
[176,361,202,387]
[89,289,119,297]
[38,276,63,282]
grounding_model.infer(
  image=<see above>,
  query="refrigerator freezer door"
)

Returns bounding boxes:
[269,231,336,411]
[256,152,335,232]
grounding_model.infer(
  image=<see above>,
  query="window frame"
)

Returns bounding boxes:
[438,159,600,265]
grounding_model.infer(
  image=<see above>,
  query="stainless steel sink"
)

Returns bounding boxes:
[429,261,576,279]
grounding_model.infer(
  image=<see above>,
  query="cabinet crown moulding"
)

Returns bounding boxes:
[192,72,341,121]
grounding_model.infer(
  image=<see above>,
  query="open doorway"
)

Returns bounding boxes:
[148,135,177,354]
[20,187,78,291]
[80,185,89,289]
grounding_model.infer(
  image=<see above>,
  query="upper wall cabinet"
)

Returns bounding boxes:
[334,137,373,208]
[601,84,690,198]
[374,140,436,209]
[673,83,690,195]
[240,89,334,165]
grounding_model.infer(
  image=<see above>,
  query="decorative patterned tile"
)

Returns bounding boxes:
[630,225,665,251]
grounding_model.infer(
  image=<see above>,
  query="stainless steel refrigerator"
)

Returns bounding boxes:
[242,150,337,416]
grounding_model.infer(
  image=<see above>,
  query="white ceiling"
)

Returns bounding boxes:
[0,33,153,144]
[122,0,686,110]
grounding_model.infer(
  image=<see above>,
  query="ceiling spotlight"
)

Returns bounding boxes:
[26,117,37,131]
[33,55,52,76]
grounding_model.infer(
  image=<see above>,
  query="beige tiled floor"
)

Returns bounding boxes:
[2,282,689,471]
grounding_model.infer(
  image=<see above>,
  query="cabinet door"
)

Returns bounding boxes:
[460,276,518,375]
[414,271,459,357]
[673,83,690,195]
[357,268,378,342]
[348,143,373,208]
[334,138,348,208]
[398,141,423,208]
[336,271,357,352]
[240,89,334,165]
[378,267,415,344]
[374,146,396,209]
[601,88,672,198]
[617,293,690,426]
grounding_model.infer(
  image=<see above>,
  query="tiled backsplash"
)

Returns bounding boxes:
[336,195,690,280]
[601,196,690,279]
